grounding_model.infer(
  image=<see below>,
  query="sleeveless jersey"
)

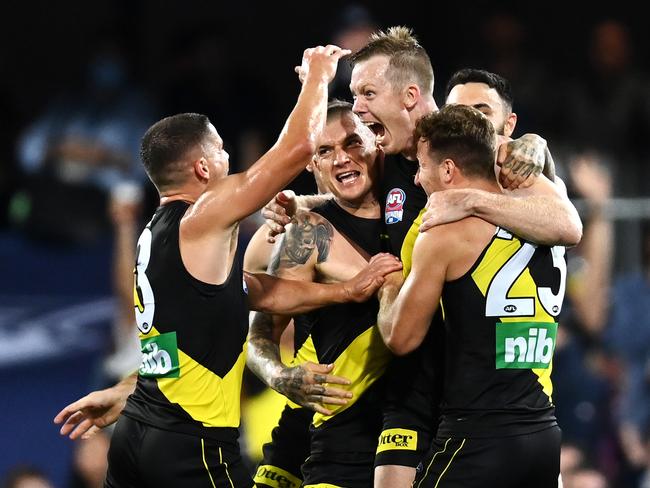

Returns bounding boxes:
[438,227,566,438]
[307,200,392,454]
[123,200,249,442]
[380,154,444,418]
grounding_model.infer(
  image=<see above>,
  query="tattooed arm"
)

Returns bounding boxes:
[246,212,400,313]
[247,211,353,414]
[247,311,352,415]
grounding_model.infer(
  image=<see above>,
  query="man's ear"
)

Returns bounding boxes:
[440,158,456,184]
[194,158,209,181]
[310,154,321,171]
[504,112,517,138]
[403,84,421,110]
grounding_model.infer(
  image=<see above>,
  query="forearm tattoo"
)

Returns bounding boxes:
[269,214,333,273]
[247,312,283,386]
[249,313,325,404]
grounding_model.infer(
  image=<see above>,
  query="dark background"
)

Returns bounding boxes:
[2,2,650,487]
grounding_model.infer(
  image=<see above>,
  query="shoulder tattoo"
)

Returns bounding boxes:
[269,214,334,273]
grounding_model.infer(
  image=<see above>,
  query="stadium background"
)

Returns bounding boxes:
[1,1,649,487]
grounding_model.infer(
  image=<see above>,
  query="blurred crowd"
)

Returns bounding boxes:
[2,4,650,488]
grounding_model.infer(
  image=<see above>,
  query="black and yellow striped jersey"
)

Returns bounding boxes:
[438,227,566,438]
[380,155,445,438]
[123,200,249,442]
[306,200,392,455]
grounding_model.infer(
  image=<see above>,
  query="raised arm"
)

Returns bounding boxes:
[564,155,613,335]
[192,45,349,229]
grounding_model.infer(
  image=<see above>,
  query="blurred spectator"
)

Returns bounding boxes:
[1,466,54,488]
[565,154,614,338]
[460,11,555,136]
[556,19,650,196]
[561,442,610,487]
[65,182,145,488]
[69,433,110,488]
[564,468,610,488]
[14,35,157,245]
[327,4,378,101]
[0,88,22,230]
[159,29,269,175]
[606,220,650,486]
[103,182,143,382]
[554,154,618,479]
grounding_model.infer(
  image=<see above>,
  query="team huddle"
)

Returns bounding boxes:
[54,27,582,488]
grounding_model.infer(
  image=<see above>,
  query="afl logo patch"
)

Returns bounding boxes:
[385,188,406,224]
[243,276,249,295]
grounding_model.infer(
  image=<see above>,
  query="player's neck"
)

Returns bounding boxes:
[159,192,197,206]
[452,178,500,194]
[335,194,380,219]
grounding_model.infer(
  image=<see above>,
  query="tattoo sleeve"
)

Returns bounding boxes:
[247,312,284,387]
[250,212,335,405]
[247,311,320,406]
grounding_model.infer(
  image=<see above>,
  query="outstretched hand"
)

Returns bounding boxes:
[53,385,130,440]
[343,253,403,302]
[272,362,352,415]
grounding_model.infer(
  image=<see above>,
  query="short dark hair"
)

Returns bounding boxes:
[415,104,496,180]
[326,99,354,120]
[350,26,434,95]
[140,113,212,191]
[445,68,513,112]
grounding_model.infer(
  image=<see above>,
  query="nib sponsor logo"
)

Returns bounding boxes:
[496,322,557,369]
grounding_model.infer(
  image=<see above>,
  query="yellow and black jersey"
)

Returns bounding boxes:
[305,200,392,455]
[123,200,249,443]
[438,227,566,438]
[377,155,445,467]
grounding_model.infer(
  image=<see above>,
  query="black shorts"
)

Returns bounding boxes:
[376,321,445,468]
[105,415,253,488]
[304,383,384,487]
[302,451,375,488]
[413,425,561,488]
[253,405,312,488]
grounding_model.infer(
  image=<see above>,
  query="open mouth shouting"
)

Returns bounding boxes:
[364,121,385,138]
[335,170,361,186]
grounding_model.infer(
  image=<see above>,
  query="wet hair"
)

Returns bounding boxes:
[140,113,212,191]
[415,104,496,180]
[326,99,354,120]
[350,26,434,95]
[445,68,513,112]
